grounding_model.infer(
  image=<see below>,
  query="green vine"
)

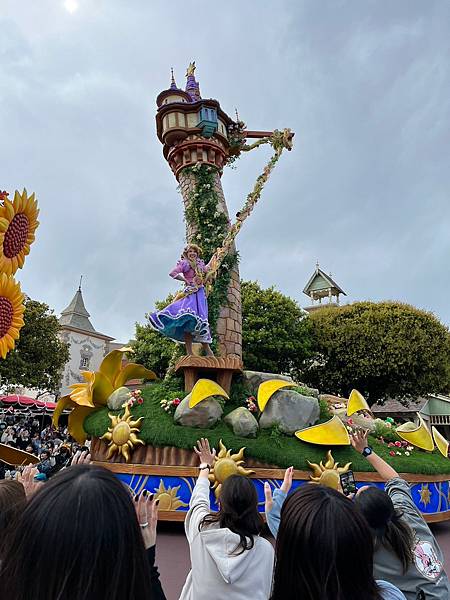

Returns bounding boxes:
[182,163,238,352]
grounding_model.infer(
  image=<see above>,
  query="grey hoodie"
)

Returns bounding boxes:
[372,477,449,600]
[179,477,274,600]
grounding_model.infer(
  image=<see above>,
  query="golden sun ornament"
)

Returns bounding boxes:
[0,273,25,359]
[0,190,39,276]
[101,404,144,462]
[153,480,188,511]
[208,440,255,499]
[418,484,432,508]
[307,450,351,490]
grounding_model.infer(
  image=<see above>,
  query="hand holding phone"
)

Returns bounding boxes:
[340,470,357,496]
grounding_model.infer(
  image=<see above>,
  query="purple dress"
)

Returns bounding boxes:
[148,258,212,344]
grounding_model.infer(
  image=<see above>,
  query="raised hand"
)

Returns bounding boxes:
[135,491,158,549]
[71,450,92,466]
[350,430,369,454]
[264,482,273,514]
[193,438,216,466]
[18,463,42,497]
[281,466,294,494]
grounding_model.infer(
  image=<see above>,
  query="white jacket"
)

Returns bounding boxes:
[179,477,274,600]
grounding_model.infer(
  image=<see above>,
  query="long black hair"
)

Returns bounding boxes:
[0,480,26,556]
[271,484,383,600]
[0,465,153,600]
[355,486,414,573]
[199,475,264,554]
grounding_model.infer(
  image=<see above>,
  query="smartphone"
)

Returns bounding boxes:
[340,470,357,496]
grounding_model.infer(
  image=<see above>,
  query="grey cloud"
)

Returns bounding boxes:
[1,0,449,342]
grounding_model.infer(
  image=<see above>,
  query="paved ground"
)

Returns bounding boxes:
[156,521,450,600]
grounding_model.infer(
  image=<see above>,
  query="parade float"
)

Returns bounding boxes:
[51,64,450,522]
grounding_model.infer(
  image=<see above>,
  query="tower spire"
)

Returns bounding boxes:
[78,274,83,292]
[170,67,178,90]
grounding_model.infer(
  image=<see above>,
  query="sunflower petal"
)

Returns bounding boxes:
[114,363,157,388]
[68,406,95,444]
[53,395,76,428]
[91,371,115,406]
[99,350,124,385]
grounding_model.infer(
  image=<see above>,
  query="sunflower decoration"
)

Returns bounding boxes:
[0,189,39,276]
[153,480,188,511]
[0,273,25,359]
[208,440,255,499]
[101,404,144,462]
[53,348,157,444]
[307,450,351,490]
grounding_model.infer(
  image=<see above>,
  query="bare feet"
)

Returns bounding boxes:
[202,343,214,357]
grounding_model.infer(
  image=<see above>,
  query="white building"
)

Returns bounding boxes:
[58,287,116,397]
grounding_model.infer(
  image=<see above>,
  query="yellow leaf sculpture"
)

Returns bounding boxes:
[396,414,434,452]
[53,349,157,444]
[189,379,229,409]
[347,389,371,416]
[295,416,351,446]
[257,380,296,412]
[432,427,449,458]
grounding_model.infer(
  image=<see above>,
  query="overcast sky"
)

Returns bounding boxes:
[1,1,449,342]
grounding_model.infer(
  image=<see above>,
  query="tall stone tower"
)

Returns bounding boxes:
[155,64,242,359]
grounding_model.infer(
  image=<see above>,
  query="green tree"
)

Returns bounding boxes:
[303,301,450,403]
[133,295,179,379]
[0,298,70,394]
[241,280,313,377]
[132,323,176,379]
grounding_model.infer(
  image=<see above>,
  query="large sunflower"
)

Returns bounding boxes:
[0,273,25,359]
[0,189,39,275]
[53,349,157,443]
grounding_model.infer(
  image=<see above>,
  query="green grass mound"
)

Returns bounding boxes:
[84,380,450,475]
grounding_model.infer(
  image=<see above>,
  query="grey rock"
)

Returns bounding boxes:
[259,390,320,435]
[224,407,259,438]
[242,370,294,395]
[107,386,131,410]
[174,394,223,428]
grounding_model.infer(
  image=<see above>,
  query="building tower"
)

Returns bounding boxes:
[58,285,114,396]
[303,262,346,312]
[155,63,242,358]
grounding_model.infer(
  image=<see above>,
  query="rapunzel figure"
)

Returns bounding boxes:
[148,244,214,356]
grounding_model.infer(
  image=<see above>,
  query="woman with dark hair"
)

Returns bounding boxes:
[0,479,26,549]
[0,464,166,600]
[179,438,274,600]
[265,474,405,599]
[351,430,449,600]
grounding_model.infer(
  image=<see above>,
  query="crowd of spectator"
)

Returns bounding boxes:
[0,413,84,480]
[0,425,448,599]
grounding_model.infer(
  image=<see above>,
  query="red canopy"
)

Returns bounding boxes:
[0,395,57,410]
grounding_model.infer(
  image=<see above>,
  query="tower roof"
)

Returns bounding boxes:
[185,61,201,101]
[59,288,113,340]
[303,263,346,297]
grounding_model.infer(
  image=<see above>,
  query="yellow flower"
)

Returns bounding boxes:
[53,349,157,443]
[0,190,39,275]
[0,273,25,358]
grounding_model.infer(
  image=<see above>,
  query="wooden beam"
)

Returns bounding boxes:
[244,130,273,139]
[244,130,295,139]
